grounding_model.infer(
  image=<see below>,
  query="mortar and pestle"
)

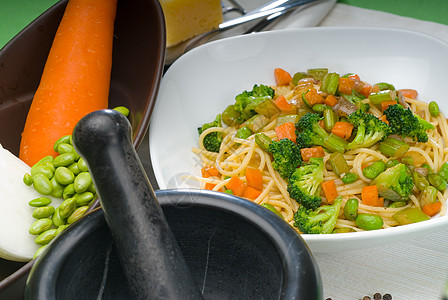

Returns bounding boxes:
[24,110,322,299]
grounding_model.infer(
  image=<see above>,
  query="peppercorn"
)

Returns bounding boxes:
[373,293,382,300]
[383,294,392,300]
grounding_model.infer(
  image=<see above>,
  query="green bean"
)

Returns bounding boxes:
[77,157,89,172]
[355,214,383,230]
[385,159,400,168]
[52,207,66,227]
[341,172,358,184]
[35,229,57,245]
[32,206,55,219]
[23,173,34,186]
[412,172,429,192]
[63,183,76,200]
[438,162,448,181]
[428,173,448,191]
[362,161,386,180]
[29,197,52,207]
[50,177,64,198]
[113,106,130,117]
[53,135,72,152]
[54,167,75,185]
[59,197,77,219]
[67,206,89,224]
[33,245,48,259]
[32,174,53,195]
[29,218,53,235]
[428,101,439,117]
[255,133,272,152]
[235,126,252,140]
[344,198,359,221]
[388,201,407,208]
[53,153,76,168]
[75,191,95,206]
[74,172,92,193]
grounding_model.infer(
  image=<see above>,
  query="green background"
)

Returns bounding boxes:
[0,0,447,48]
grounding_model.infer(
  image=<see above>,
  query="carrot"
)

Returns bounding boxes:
[243,186,262,200]
[204,183,217,190]
[301,146,325,162]
[201,165,220,178]
[323,94,338,107]
[321,180,338,203]
[331,122,354,140]
[370,84,381,94]
[381,100,399,111]
[19,0,118,166]
[421,201,442,217]
[274,68,292,86]
[245,167,263,191]
[379,115,389,124]
[360,83,372,97]
[226,176,246,197]
[274,95,293,111]
[304,88,325,106]
[338,77,355,95]
[274,122,296,143]
[361,185,383,206]
[348,74,360,81]
[398,89,418,99]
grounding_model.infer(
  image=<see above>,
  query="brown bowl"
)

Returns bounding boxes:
[0,0,166,298]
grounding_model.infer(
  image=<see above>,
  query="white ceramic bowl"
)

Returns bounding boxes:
[149,27,448,252]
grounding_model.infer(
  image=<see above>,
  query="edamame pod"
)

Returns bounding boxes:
[362,161,386,180]
[35,229,57,245]
[74,172,92,193]
[29,218,53,235]
[32,206,55,219]
[429,101,439,117]
[355,214,383,230]
[33,174,53,195]
[344,198,358,221]
[29,197,52,207]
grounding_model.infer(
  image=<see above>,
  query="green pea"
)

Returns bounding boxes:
[30,163,54,179]
[344,198,359,221]
[53,153,76,168]
[74,172,92,193]
[63,183,75,200]
[23,173,33,186]
[77,158,89,172]
[341,172,358,184]
[54,167,75,185]
[53,135,72,152]
[355,214,384,230]
[75,191,95,206]
[67,206,89,224]
[438,162,448,181]
[52,207,66,227]
[33,245,48,259]
[113,106,130,117]
[29,218,53,235]
[35,229,57,245]
[224,189,233,194]
[388,201,407,208]
[67,162,81,176]
[29,197,52,207]
[32,174,53,195]
[429,101,439,117]
[32,206,55,219]
[59,197,77,219]
[428,173,448,191]
[362,161,386,180]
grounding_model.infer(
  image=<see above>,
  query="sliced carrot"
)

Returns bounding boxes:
[226,176,246,197]
[398,89,418,99]
[204,183,217,190]
[274,122,296,143]
[360,83,372,97]
[243,186,262,200]
[245,167,264,191]
[370,84,381,94]
[323,94,338,107]
[274,95,293,111]
[379,115,389,124]
[301,146,325,162]
[338,77,355,95]
[19,0,117,166]
[381,100,399,111]
[361,185,383,206]
[201,165,220,178]
[304,88,325,106]
[322,180,338,203]
[348,74,361,81]
[274,68,292,86]
[331,122,354,140]
[421,201,442,217]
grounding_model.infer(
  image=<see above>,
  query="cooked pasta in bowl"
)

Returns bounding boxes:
[149,27,448,252]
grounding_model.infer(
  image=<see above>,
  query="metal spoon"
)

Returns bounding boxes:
[165,0,320,67]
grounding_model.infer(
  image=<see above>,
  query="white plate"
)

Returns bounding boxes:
[149,27,448,252]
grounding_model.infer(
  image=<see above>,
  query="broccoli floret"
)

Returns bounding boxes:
[295,112,347,153]
[371,163,414,201]
[197,114,223,153]
[233,84,275,122]
[293,196,343,234]
[268,138,303,180]
[346,109,391,150]
[287,157,324,210]
[383,104,429,142]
